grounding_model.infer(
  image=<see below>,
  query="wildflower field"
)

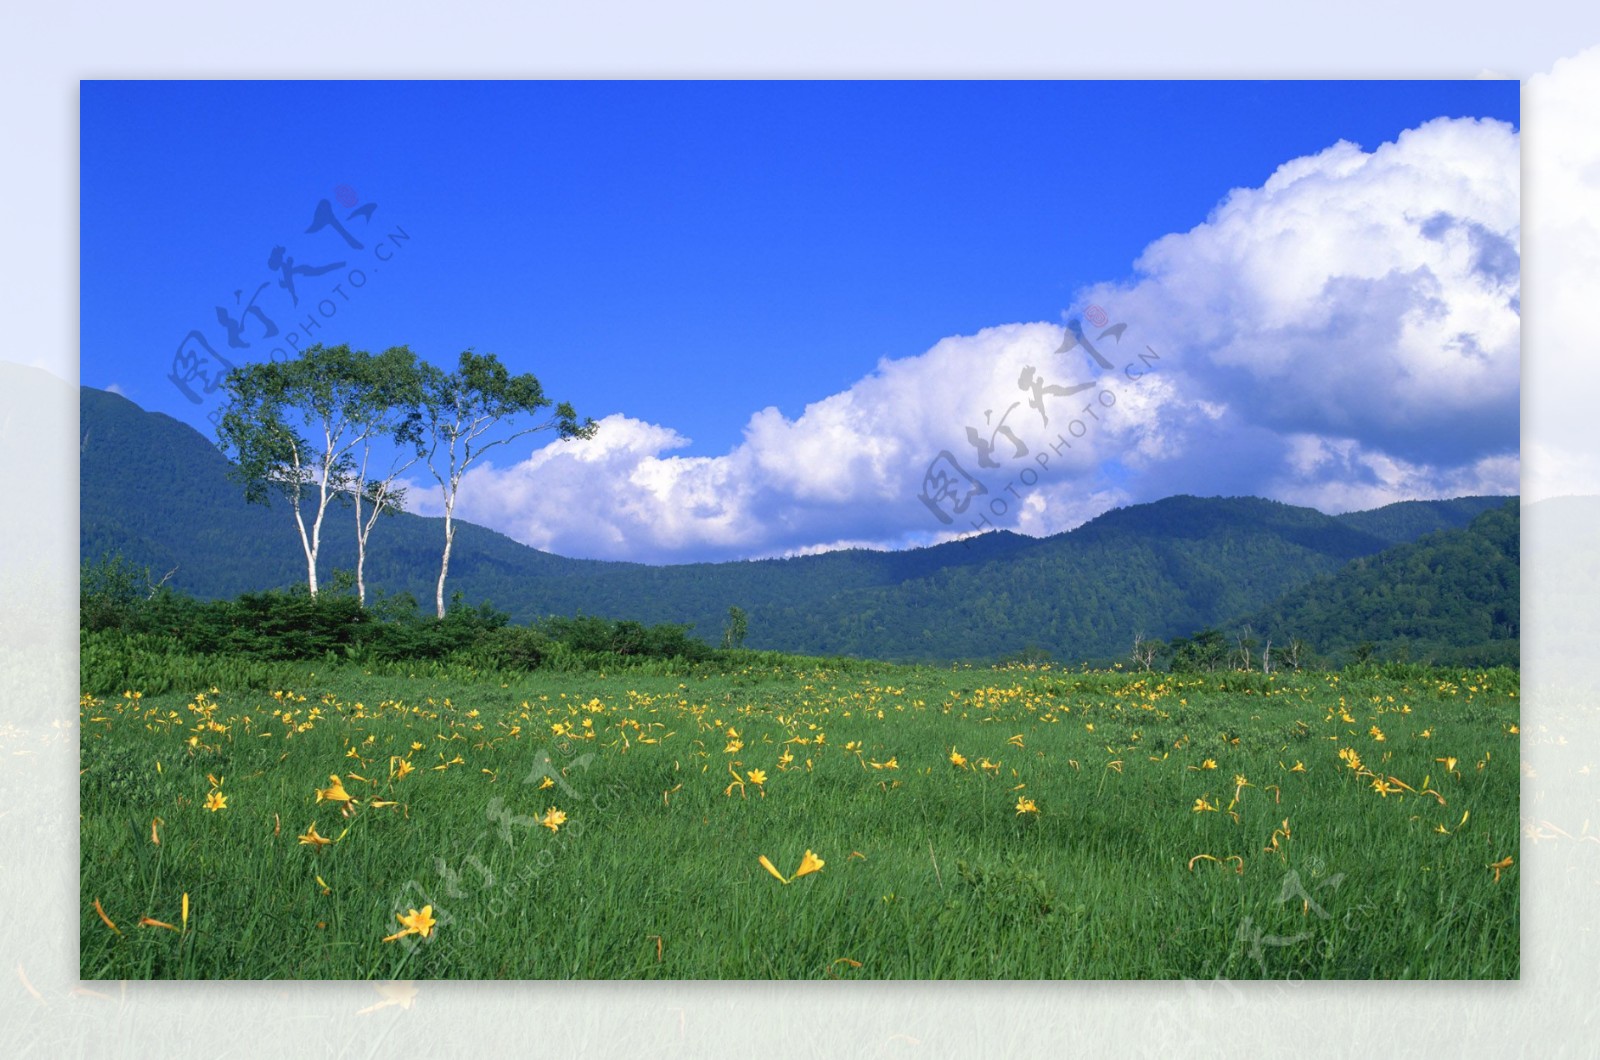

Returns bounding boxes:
[80,658,1519,979]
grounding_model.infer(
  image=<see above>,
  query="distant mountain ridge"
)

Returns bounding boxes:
[79,385,1516,664]
[1243,499,1519,667]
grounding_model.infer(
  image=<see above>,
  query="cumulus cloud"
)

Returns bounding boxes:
[423,113,1520,563]
[1077,115,1519,469]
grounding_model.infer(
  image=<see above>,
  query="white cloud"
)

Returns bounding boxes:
[1077,116,1519,467]
[421,113,1520,563]
[1269,434,1520,513]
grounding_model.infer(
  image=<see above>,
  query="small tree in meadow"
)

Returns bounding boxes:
[420,350,596,619]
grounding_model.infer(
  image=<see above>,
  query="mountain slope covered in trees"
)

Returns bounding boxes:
[80,385,1516,664]
[1239,499,1520,667]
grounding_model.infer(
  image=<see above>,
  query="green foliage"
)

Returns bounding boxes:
[80,551,151,632]
[79,659,1520,979]
[79,579,716,687]
[79,628,313,696]
[80,739,166,809]
[83,386,1519,667]
[1247,499,1520,667]
[420,349,598,617]
[722,605,749,650]
[536,615,709,663]
[955,856,1066,925]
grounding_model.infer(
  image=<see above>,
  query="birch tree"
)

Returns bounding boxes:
[348,346,426,606]
[421,350,595,618]
[218,343,396,598]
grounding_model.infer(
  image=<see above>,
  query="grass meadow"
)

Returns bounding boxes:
[80,658,1519,979]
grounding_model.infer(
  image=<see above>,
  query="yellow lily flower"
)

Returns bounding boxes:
[793,850,825,879]
[382,905,437,942]
[316,774,354,803]
[759,855,789,884]
[298,822,333,847]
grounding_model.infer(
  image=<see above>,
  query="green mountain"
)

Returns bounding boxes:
[80,385,1515,663]
[1240,499,1520,666]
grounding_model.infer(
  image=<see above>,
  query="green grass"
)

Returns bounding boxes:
[79,657,1519,979]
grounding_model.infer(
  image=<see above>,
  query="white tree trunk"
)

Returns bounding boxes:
[436,490,457,619]
[354,489,367,607]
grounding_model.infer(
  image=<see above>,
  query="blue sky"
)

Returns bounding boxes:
[81,80,1521,562]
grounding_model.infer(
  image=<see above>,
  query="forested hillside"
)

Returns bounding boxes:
[1242,499,1520,667]
[81,385,1516,664]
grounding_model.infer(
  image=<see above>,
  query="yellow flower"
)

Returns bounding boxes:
[758,855,790,884]
[1286,761,1306,773]
[1488,856,1514,883]
[538,776,555,790]
[725,739,744,754]
[760,850,825,884]
[1339,748,1363,771]
[382,905,437,942]
[393,758,414,781]
[1193,796,1218,813]
[1369,726,1386,742]
[93,897,121,934]
[181,892,189,931]
[949,748,968,768]
[1436,756,1459,774]
[298,822,333,846]
[1370,777,1399,798]
[204,791,227,812]
[316,774,354,803]
[1200,759,1217,770]
[541,808,567,832]
[1015,796,1039,815]
[793,850,825,879]
[410,742,424,752]
[747,769,768,786]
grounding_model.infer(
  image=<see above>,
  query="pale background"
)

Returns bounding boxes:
[3,2,1596,1054]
